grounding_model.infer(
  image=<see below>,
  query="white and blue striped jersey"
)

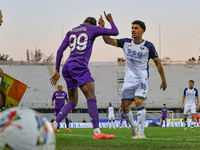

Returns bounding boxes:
[107,106,115,116]
[183,88,198,106]
[115,39,158,81]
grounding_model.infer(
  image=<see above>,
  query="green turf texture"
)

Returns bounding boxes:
[55,127,200,150]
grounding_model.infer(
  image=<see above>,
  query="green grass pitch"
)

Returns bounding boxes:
[55,127,200,150]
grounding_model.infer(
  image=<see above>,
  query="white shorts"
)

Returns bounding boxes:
[108,115,115,121]
[184,105,196,115]
[122,78,148,100]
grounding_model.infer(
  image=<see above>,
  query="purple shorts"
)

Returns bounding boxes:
[121,113,125,119]
[62,61,94,89]
[162,116,167,121]
[54,108,61,117]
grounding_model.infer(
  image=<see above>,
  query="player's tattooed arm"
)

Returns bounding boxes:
[119,106,122,113]
[153,58,167,91]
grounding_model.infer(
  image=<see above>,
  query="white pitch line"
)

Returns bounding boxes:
[57,134,200,141]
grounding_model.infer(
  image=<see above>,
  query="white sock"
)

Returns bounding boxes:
[137,107,146,133]
[124,110,136,128]
[113,122,115,128]
[109,122,111,128]
[191,121,195,128]
[94,128,101,135]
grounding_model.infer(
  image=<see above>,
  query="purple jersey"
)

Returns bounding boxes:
[161,107,168,117]
[52,91,68,109]
[56,21,118,70]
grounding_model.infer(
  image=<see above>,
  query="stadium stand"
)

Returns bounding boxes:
[1,62,200,111]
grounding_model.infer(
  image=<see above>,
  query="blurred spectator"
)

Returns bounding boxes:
[82,118,86,123]
[69,118,72,123]
[51,118,54,123]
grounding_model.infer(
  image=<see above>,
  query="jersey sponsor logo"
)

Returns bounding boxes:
[127,49,143,60]
[56,96,65,99]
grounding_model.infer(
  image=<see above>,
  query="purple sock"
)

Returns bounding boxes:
[65,118,69,128]
[160,122,163,128]
[165,121,167,128]
[55,102,76,123]
[57,124,60,129]
[126,120,129,127]
[87,98,99,129]
[120,120,123,127]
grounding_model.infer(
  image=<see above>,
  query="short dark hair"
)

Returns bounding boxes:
[189,80,194,84]
[163,104,166,105]
[83,17,97,25]
[132,20,146,32]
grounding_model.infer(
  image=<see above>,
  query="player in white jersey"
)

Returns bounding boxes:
[182,80,199,130]
[106,102,116,129]
[99,15,167,138]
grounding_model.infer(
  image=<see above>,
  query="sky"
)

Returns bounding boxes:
[0,0,200,62]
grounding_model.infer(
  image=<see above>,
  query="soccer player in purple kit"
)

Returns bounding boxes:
[119,104,129,129]
[50,12,119,139]
[160,104,169,128]
[51,83,71,132]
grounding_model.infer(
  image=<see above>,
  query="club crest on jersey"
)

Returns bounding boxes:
[140,46,145,50]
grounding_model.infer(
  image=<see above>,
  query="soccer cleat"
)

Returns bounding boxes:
[184,125,187,130]
[132,126,138,137]
[114,127,116,129]
[53,121,58,130]
[127,127,129,129]
[191,128,194,131]
[51,123,55,133]
[119,127,121,129]
[67,128,72,132]
[57,129,60,132]
[93,132,115,139]
[132,131,146,139]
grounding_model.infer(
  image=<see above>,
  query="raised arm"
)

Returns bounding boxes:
[98,12,118,47]
[153,58,167,91]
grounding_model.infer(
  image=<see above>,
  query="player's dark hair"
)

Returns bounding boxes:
[132,20,146,32]
[189,80,194,84]
[83,17,97,25]
[163,104,166,105]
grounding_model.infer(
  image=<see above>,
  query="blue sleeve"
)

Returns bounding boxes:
[52,92,56,100]
[107,107,109,110]
[93,21,119,37]
[183,88,187,96]
[113,106,115,110]
[144,41,158,60]
[116,38,132,48]
[195,88,198,97]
